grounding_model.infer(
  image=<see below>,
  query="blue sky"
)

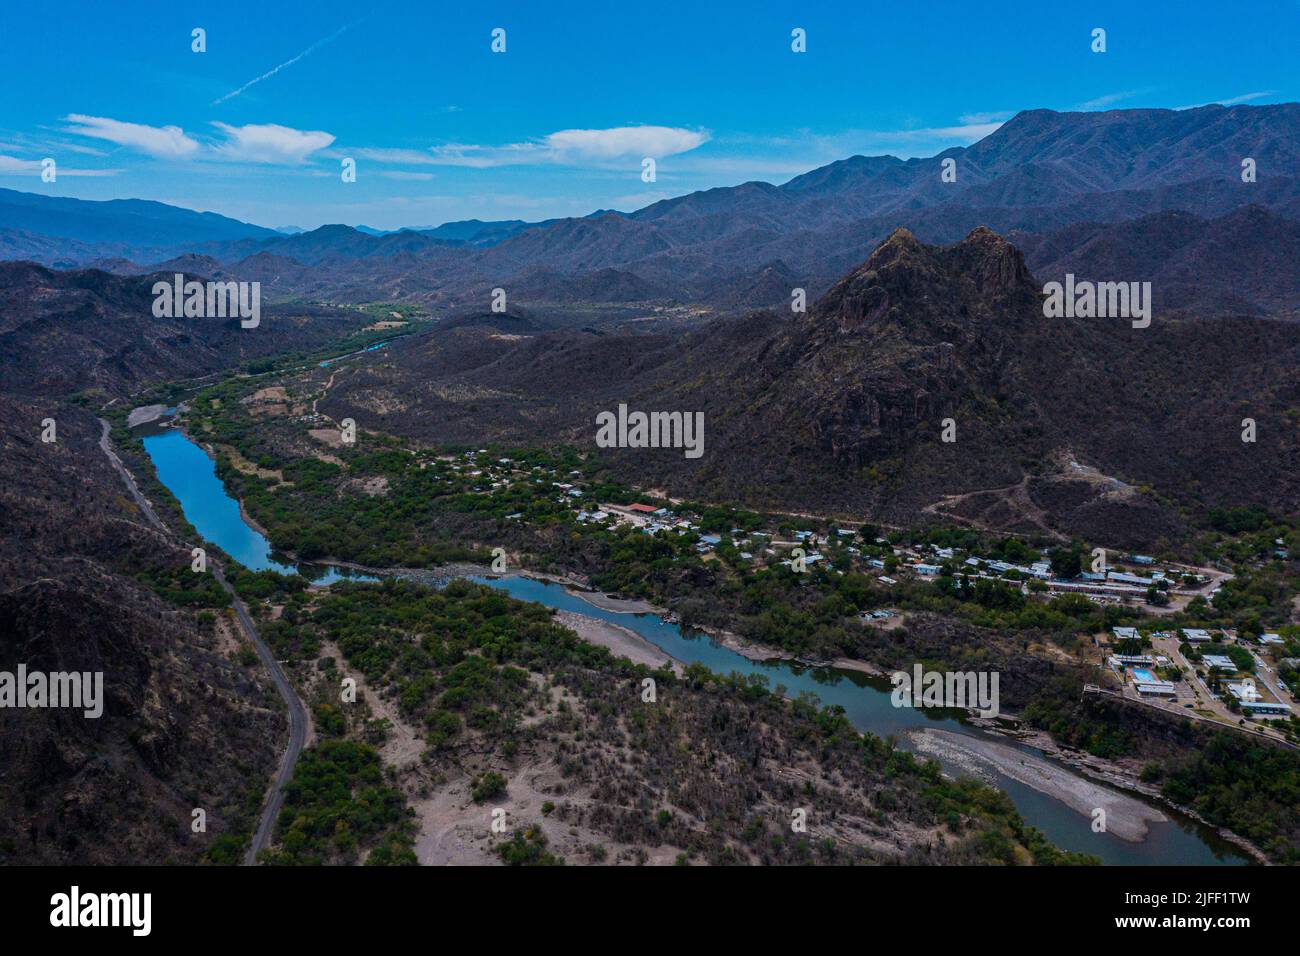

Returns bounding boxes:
[1,0,1294,230]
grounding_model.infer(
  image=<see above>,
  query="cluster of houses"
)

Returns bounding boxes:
[1176,626,1286,650]
[565,517,1207,612]
[962,555,1052,580]
[589,504,847,566]
[404,452,876,571]
[1050,568,1189,601]
[1104,625,1293,718]
[598,501,680,532]
[410,451,685,514]
[1179,628,1294,717]
[422,457,1282,662]
[475,470,1181,602]
[902,546,1203,609]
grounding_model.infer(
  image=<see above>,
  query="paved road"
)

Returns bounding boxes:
[213,563,309,865]
[98,419,167,533]
[1248,649,1293,710]
[97,418,307,864]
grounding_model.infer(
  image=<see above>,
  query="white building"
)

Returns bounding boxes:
[1226,681,1262,703]
[1108,571,1154,586]
[1111,654,1154,666]
[1202,655,1237,673]
[1134,679,1177,697]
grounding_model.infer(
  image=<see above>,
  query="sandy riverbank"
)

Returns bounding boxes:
[830,657,889,677]
[909,727,1168,843]
[543,581,805,666]
[126,403,169,427]
[525,575,657,614]
[968,720,1272,863]
[488,574,889,682]
[490,573,892,678]
[552,610,682,674]
[351,562,492,583]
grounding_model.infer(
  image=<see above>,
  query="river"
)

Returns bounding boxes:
[140,425,376,585]
[138,421,1248,866]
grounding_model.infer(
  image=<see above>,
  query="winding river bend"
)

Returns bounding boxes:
[142,425,375,585]
[139,422,1248,866]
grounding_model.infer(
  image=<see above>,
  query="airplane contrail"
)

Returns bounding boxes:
[212,14,371,106]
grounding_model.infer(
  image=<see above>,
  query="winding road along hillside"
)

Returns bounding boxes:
[98,418,307,865]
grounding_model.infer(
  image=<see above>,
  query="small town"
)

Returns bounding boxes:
[414,446,1297,743]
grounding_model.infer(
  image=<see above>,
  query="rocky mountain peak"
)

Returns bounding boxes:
[811,226,1036,333]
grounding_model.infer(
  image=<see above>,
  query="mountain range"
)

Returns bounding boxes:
[319,225,1300,545]
[0,262,374,399]
[5,103,1300,320]
[5,102,1300,540]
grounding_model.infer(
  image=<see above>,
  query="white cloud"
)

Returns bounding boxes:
[0,154,121,177]
[1216,90,1278,106]
[357,125,711,170]
[890,122,1003,141]
[1175,90,1278,110]
[704,119,1006,169]
[422,143,532,168]
[958,110,1014,125]
[0,155,40,172]
[212,122,335,164]
[62,114,199,159]
[608,190,675,208]
[3,133,107,157]
[353,147,441,165]
[543,126,710,160]
[49,141,109,157]
[1072,89,1154,112]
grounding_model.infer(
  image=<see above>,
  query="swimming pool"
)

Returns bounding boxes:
[1132,667,1157,683]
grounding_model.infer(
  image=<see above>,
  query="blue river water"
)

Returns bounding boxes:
[141,426,375,585]
[470,576,1247,866]
[138,422,1247,866]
